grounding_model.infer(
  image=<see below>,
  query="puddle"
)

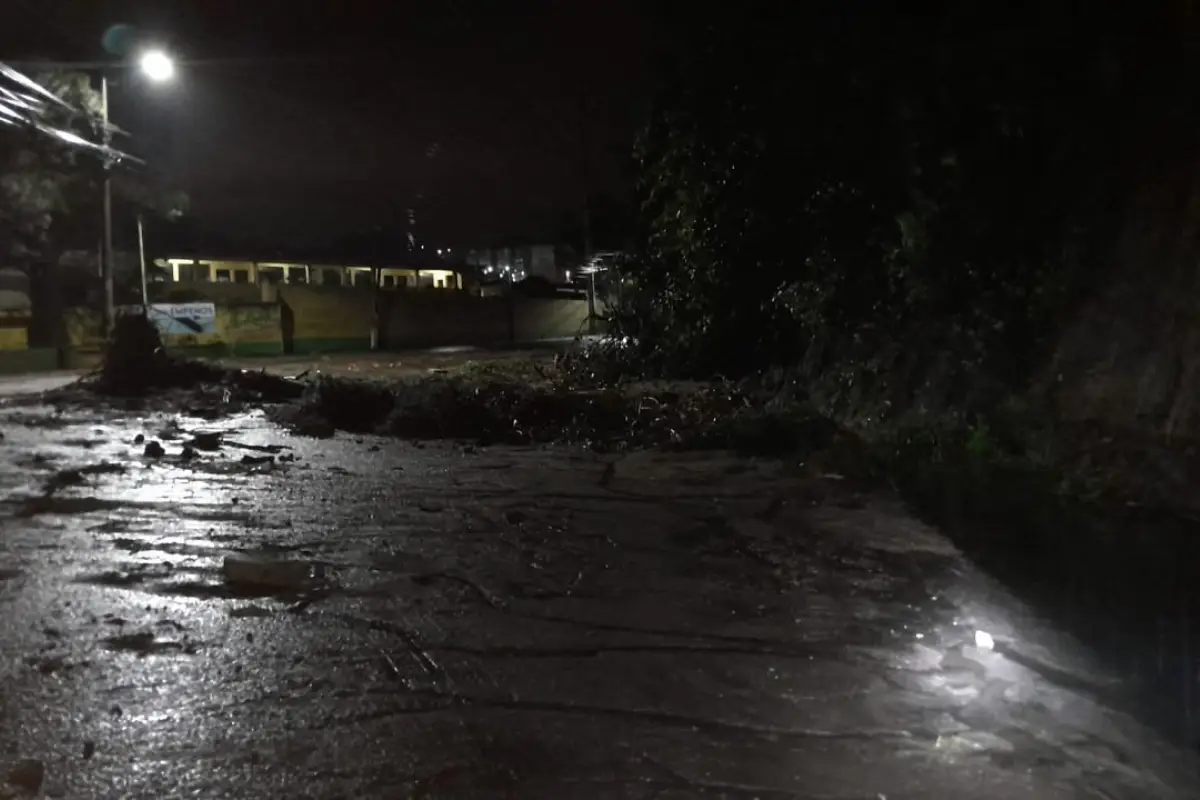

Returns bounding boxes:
[0,411,70,429]
[229,605,273,618]
[102,631,197,656]
[26,654,89,675]
[14,496,130,517]
[222,554,327,594]
[77,566,173,588]
[44,462,127,493]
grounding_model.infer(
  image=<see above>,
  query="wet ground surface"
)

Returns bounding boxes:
[1,397,1198,798]
[0,375,83,399]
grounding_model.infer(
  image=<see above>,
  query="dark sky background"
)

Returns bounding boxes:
[0,1,656,252]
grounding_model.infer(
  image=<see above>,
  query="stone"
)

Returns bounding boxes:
[5,759,44,793]
[222,555,323,593]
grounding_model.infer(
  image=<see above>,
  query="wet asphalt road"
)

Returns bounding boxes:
[0,375,80,399]
[0,398,1198,798]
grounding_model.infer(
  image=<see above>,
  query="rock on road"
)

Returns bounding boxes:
[0,398,1197,798]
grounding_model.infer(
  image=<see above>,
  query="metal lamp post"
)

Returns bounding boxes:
[100,49,174,333]
[100,74,114,332]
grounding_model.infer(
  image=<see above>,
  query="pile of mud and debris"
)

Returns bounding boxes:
[273,345,866,465]
[33,321,864,464]
[44,315,304,418]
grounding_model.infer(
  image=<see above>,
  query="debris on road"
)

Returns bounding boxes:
[102,631,196,656]
[188,431,222,451]
[43,462,125,495]
[44,315,305,413]
[268,355,852,461]
[229,605,272,618]
[221,554,325,594]
[3,759,44,795]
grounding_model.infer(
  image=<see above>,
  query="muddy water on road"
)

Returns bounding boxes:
[0,400,1197,798]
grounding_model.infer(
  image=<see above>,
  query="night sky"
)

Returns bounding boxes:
[1,1,655,251]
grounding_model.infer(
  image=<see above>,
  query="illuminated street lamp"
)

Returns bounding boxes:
[138,50,175,83]
[101,47,175,330]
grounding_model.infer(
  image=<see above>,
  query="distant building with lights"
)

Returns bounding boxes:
[152,256,462,290]
[464,244,566,284]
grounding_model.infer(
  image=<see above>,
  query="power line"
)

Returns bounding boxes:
[3,52,400,72]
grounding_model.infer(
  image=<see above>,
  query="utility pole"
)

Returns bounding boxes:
[101,74,115,336]
[136,214,149,312]
[579,94,596,332]
[370,224,384,351]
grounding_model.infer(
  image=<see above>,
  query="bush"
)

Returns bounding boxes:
[614,2,1192,411]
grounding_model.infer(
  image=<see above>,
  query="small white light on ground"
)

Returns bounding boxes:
[974,630,995,650]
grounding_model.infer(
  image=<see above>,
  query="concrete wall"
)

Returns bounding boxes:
[52,289,592,370]
[65,303,283,359]
[212,304,284,357]
[151,282,592,348]
[0,347,57,374]
[0,320,27,350]
[513,297,589,342]
[380,293,591,348]
[277,285,374,353]
[382,292,510,349]
[0,308,56,373]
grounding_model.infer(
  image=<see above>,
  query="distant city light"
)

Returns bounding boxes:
[436,249,443,255]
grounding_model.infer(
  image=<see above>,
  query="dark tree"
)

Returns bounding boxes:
[620,2,1197,403]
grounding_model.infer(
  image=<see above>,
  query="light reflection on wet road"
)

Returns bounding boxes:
[0,400,1197,798]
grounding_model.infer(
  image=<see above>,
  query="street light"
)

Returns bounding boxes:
[100,47,175,333]
[138,50,174,83]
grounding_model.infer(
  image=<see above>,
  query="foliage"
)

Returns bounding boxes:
[617,2,1196,407]
[0,71,188,263]
[0,72,101,259]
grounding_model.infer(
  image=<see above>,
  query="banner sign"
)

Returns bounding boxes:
[145,302,217,335]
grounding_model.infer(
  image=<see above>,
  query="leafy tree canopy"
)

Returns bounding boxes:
[619,2,1196,399]
[0,70,187,263]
